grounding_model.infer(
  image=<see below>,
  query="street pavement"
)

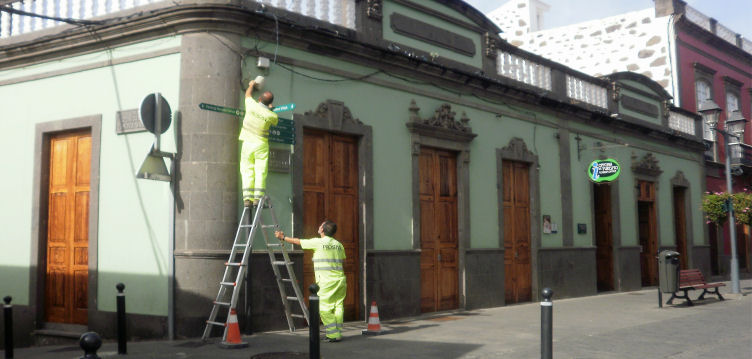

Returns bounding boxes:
[10,278,752,358]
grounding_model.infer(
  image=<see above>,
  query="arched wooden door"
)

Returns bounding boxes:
[46,131,91,324]
[302,129,359,320]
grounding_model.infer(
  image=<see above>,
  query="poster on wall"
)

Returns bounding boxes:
[588,158,621,183]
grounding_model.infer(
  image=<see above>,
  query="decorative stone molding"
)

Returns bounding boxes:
[406,100,476,142]
[484,32,498,58]
[500,137,537,163]
[367,0,383,21]
[632,152,663,177]
[304,99,363,129]
[671,171,690,187]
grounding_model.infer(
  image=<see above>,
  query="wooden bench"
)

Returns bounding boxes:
[666,269,725,306]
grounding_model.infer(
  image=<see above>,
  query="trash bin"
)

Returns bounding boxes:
[658,250,680,293]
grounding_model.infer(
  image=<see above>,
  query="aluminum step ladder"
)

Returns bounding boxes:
[202,195,309,341]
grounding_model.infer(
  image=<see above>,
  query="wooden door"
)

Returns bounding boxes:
[737,224,749,272]
[594,184,614,291]
[419,147,459,313]
[503,160,532,303]
[673,187,688,269]
[46,131,91,324]
[709,223,720,275]
[302,129,359,320]
[638,180,657,286]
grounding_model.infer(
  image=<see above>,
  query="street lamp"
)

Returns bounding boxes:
[700,99,742,294]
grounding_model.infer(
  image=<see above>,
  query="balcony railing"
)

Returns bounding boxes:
[258,0,355,29]
[683,4,751,56]
[497,50,552,91]
[566,75,608,109]
[668,110,696,136]
[0,0,355,39]
[0,0,164,38]
[729,142,752,167]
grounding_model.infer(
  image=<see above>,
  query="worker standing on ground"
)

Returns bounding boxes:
[275,221,346,342]
[239,77,278,207]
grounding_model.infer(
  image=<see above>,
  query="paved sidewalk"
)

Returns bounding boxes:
[10,279,752,358]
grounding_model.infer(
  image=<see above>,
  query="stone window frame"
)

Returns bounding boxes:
[406,100,476,309]
[724,77,742,143]
[495,137,541,301]
[29,115,102,329]
[694,63,716,160]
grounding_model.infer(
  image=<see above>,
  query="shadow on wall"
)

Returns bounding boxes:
[0,266,225,348]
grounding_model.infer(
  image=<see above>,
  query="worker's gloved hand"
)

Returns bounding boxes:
[274,230,284,241]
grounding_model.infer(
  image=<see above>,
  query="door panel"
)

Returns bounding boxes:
[419,147,458,313]
[594,184,614,291]
[502,160,532,303]
[673,187,688,269]
[45,131,91,324]
[638,182,658,287]
[302,130,360,321]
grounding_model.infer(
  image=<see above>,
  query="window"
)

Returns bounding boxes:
[726,92,740,112]
[695,80,713,141]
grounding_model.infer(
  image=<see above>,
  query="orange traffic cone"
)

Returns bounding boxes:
[220,308,248,348]
[362,301,383,335]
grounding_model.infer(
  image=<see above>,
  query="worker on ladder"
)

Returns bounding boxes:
[275,220,347,342]
[240,76,278,207]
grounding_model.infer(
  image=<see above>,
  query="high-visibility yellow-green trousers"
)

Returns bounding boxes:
[240,139,269,201]
[318,277,346,339]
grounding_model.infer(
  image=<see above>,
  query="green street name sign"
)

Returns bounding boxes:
[269,118,295,145]
[588,159,621,183]
[199,103,294,144]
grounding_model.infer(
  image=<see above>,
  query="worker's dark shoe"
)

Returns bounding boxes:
[322,337,341,343]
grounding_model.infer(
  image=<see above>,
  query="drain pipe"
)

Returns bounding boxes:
[167,111,179,340]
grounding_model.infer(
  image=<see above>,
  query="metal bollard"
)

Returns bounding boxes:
[541,288,553,359]
[3,296,13,359]
[79,332,102,359]
[309,284,320,359]
[116,283,127,355]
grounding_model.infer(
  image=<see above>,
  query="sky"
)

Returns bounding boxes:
[465,0,751,38]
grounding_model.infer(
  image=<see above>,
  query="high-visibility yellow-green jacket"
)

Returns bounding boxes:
[239,98,278,142]
[300,236,346,283]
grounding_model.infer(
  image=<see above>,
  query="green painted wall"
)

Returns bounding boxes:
[0,36,181,315]
[567,123,704,250]
[382,0,483,68]
[618,79,665,126]
[241,39,558,251]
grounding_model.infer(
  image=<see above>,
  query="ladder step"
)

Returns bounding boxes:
[220,282,236,286]
[281,279,293,283]
[213,301,231,306]
[225,262,245,266]
[234,243,248,248]
[261,224,277,228]
[286,296,300,301]
[206,321,226,327]
[291,314,306,319]
[267,243,282,247]
[239,224,254,228]
[273,261,293,266]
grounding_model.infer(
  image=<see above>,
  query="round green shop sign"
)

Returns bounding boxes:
[588,159,621,183]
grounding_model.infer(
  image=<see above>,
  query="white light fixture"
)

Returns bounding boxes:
[726,110,747,138]
[698,99,721,129]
